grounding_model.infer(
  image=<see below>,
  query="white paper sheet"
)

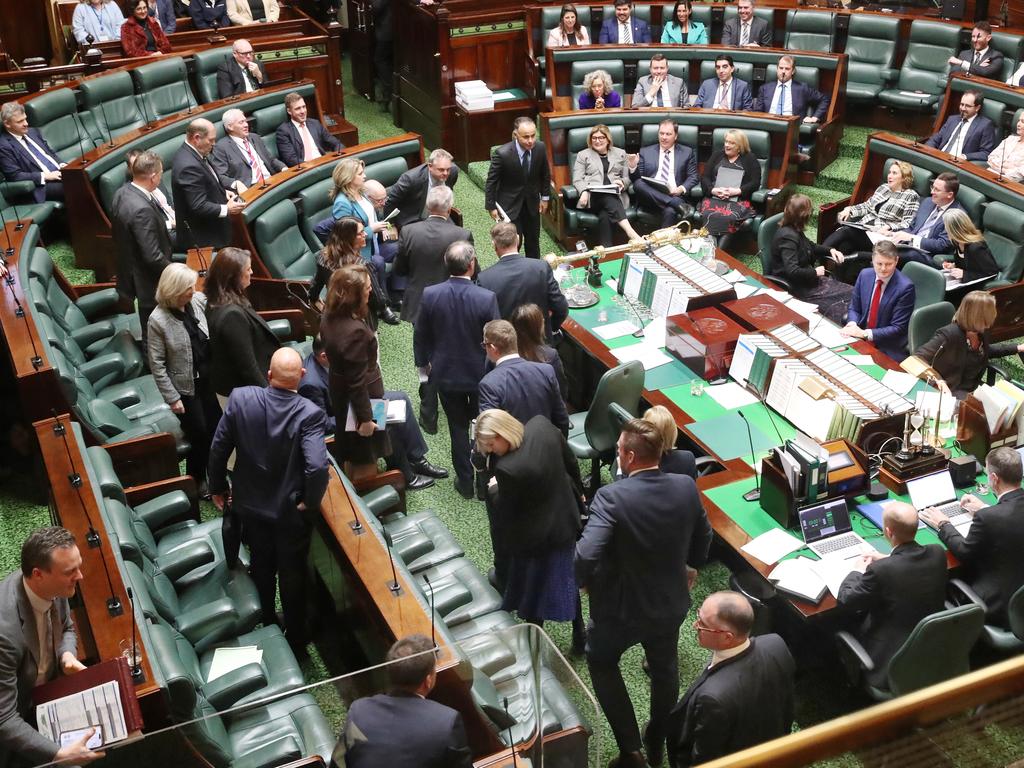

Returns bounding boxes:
[641,316,667,350]
[706,381,759,410]
[881,370,918,396]
[36,681,128,745]
[741,528,804,565]
[767,557,827,602]
[611,344,673,371]
[723,268,747,284]
[207,646,264,683]
[593,320,640,340]
[809,321,851,349]
[844,354,876,367]
[810,556,863,598]
[734,282,759,299]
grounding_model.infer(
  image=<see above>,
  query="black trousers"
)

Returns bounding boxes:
[418,380,438,429]
[513,201,541,259]
[634,178,687,228]
[586,193,629,247]
[383,389,429,480]
[822,224,873,257]
[438,389,478,485]
[242,513,313,646]
[177,378,221,483]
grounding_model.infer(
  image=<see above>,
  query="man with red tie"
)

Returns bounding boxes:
[210,108,286,195]
[840,241,916,362]
[274,92,343,168]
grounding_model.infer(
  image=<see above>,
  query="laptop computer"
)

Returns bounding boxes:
[906,470,974,535]
[798,498,872,561]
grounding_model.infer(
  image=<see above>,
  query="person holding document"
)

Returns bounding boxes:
[0,527,104,767]
[571,125,643,247]
[941,209,999,286]
[698,129,760,241]
[628,119,699,229]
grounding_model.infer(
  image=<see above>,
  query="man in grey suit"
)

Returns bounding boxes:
[111,149,173,336]
[721,0,772,46]
[383,149,460,229]
[0,527,103,768]
[211,108,286,195]
[632,54,688,109]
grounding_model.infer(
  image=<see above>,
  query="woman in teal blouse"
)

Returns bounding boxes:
[661,0,707,44]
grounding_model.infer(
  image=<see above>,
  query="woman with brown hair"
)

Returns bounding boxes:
[509,303,567,399]
[547,3,590,47]
[310,216,397,326]
[572,124,642,247]
[120,0,171,57]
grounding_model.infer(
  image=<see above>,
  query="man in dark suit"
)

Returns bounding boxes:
[211,108,286,195]
[0,102,66,203]
[693,55,753,111]
[840,241,916,361]
[947,22,1004,80]
[414,242,500,498]
[216,39,267,98]
[922,447,1024,628]
[484,117,550,260]
[839,501,948,689]
[275,92,343,167]
[0,527,103,768]
[925,90,998,162]
[886,172,965,266]
[628,119,700,229]
[754,55,830,123]
[477,221,567,339]
[666,592,794,768]
[172,118,245,249]
[576,419,713,768]
[111,150,173,335]
[208,348,329,655]
[191,0,230,28]
[598,0,652,43]
[383,149,460,229]
[721,0,772,46]
[333,634,473,768]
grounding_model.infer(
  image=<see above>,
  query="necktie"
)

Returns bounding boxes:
[521,149,530,177]
[716,82,728,109]
[241,66,254,92]
[36,606,56,685]
[655,86,664,107]
[943,120,967,155]
[918,204,942,236]
[151,193,170,220]
[973,51,981,67]
[243,139,265,183]
[867,279,883,329]
[621,23,632,44]
[299,123,320,162]
[775,83,786,115]
[659,149,672,185]
[740,22,750,45]
[22,137,58,172]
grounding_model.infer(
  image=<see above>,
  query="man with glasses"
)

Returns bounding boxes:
[217,39,267,99]
[666,592,795,768]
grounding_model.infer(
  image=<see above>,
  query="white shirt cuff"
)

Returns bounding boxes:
[219,205,228,218]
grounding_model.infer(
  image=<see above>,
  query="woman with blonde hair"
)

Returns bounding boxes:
[547,4,591,47]
[578,69,621,110]
[572,124,642,247]
[699,128,761,240]
[941,208,998,284]
[642,405,697,478]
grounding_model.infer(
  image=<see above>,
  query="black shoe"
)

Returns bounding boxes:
[411,459,449,479]
[418,417,438,436]
[406,474,435,491]
[608,752,647,768]
[380,307,401,325]
[570,638,586,658]
[643,722,663,768]
[454,479,475,499]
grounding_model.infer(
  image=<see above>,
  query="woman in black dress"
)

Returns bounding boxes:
[699,128,760,242]
[310,217,388,329]
[942,208,999,285]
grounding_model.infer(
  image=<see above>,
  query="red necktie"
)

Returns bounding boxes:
[866,279,883,329]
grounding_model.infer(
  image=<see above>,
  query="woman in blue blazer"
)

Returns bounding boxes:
[661,0,707,44]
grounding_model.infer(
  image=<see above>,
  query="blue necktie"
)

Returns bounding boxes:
[775,84,786,115]
[22,137,58,172]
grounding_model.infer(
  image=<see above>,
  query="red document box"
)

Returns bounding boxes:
[666,307,746,381]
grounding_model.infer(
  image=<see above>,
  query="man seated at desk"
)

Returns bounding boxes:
[924,90,997,163]
[275,92,343,168]
[628,119,699,229]
[693,55,753,111]
[839,241,916,362]
[947,22,1004,81]
[211,108,286,195]
[598,0,651,44]
[0,102,66,204]
[216,39,267,99]
[753,55,830,125]
[632,54,688,109]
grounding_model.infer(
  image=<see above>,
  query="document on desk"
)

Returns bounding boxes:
[741,528,804,565]
[36,681,128,745]
[809,556,861,598]
[612,343,673,371]
[808,320,850,349]
[723,268,747,284]
[642,316,667,350]
[593,320,640,340]
[844,354,876,367]
[881,370,917,396]
[767,557,827,603]
[707,381,759,411]
[734,282,759,299]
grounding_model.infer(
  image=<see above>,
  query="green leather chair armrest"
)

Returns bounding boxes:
[361,485,401,517]
[69,320,116,350]
[75,288,121,319]
[137,490,194,532]
[156,539,216,584]
[880,68,897,84]
[231,736,302,768]
[835,629,874,687]
[79,353,126,385]
[203,662,268,710]
[266,319,292,340]
[177,598,238,647]
[0,180,36,199]
[561,185,580,205]
[948,578,988,612]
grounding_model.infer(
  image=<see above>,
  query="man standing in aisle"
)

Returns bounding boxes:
[485,117,550,260]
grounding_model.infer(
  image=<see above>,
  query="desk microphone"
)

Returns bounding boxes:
[68,105,92,164]
[126,587,144,683]
[3,266,44,370]
[180,219,207,277]
[330,461,363,535]
[0,207,14,257]
[503,697,519,768]
[96,98,115,148]
[384,537,403,596]
[738,410,760,502]
[423,572,436,649]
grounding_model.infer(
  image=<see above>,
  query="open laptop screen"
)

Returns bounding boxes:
[906,471,956,510]
[798,498,851,544]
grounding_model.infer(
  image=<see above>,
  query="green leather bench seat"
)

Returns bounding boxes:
[131,56,198,121]
[377,511,465,574]
[251,104,287,160]
[0,188,57,227]
[785,9,835,52]
[845,14,899,102]
[878,21,960,112]
[253,199,318,280]
[991,31,1024,82]
[23,87,96,164]
[984,201,1024,287]
[78,70,146,143]
[415,558,504,629]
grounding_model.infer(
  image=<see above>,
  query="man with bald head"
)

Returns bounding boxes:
[216,39,268,98]
[666,591,794,768]
[211,108,286,195]
[208,347,328,657]
[364,178,402,303]
[837,501,947,688]
[172,118,245,248]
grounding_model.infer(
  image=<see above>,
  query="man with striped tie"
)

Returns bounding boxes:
[598,0,651,44]
[628,119,699,228]
[210,108,286,195]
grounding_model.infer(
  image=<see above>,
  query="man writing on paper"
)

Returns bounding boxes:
[0,527,105,767]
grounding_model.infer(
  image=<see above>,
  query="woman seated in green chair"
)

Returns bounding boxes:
[941,208,998,285]
[661,0,707,44]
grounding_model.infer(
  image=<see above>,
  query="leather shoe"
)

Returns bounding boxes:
[643,722,663,767]
[454,479,475,500]
[406,474,435,491]
[380,307,401,325]
[608,751,647,768]
[411,459,449,479]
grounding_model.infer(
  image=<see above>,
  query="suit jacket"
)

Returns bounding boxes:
[0,573,77,768]
[572,146,631,209]
[414,278,500,393]
[227,0,280,24]
[950,240,999,283]
[478,356,569,434]
[208,385,328,520]
[914,323,1019,397]
[111,182,173,311]
[597,15,652,43]
[956,46,1004,79]
[206,302,280,395]
[393,216,473,323]
[632,74,688,108]
[576,470,713,627]
[153,0,176,33]
[661,449,697,478]
[216,57,269,98]
[900,199,965,258]
[210,134,285,190]
[0,129,62,203]
[147,293,209,402]
[754,79,830,120]
[847,267,915,361]
[666,635,795,768]
[721,15,773,46]
[940,487,1024,626]
[334,690,472,768]
[768,225,830,293]
[383,163,461,230]
[275,118,342,168]
[171,142,230,248]
[477,253,568,338]
[837,542,948,688]
[484,140,551,221]
[925,115,998,161]
[298,354,334,432]
[693,77,753,110]
[630,143,699,195]
[189,0,230,28]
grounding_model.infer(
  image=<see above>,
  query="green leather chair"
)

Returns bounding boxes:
[559,124,629,239]
[537,5,593,100]
[878,21,960,113]
[193,47,234,104]
[956,185,986,226]
[836,604,984,700]
[251,103,287,160]
[375,511,466,574]
[844,15,900,103]
[990,31,1024,82]
[252,199,318,280]
[983,200,1024,287]
[78,70,146,142]
[131,57,198,121]
[784,10,835,53]
[568,360,645,491]
[721,5,776,45]
[950,579,1024,654]
[0,185,57,228]
[23,87,95,163]
[37,314,147,394]
[756,212,789,291]
[908,301,954,352]
[414,557,504,629]
[902,261,946,313]
[569,60,625,108]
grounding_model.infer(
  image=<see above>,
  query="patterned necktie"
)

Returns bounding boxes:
[621,23,632,44]
[716,82,729,109]
[521,149,530,177]
[655,86,664,107]
[775,83,786,115]
[740,22,749,45]
[243,139,265,182]
[973,51,981,67]
[659,149,672,184]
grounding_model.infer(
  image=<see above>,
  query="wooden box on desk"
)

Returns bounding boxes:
[719,294,811,334]
[666,307,746,381]
[957,395,1020,461]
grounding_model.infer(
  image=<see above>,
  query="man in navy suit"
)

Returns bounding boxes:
[208,348,329,655]
[191,0,230,28]
[947,22,1005,81]
[888,171,964,266]
[171,118,245,248]
[333,634,472,768]
[754,55,830,123]
[275,92,343,167]
[925,90,997,162]
[840,241,916,362]
[628,119,700,228]
[693,55,753,111]
[477,221,567,339]
[384,149,460,229]
[0,103,66,203]
[598,0,651,43]
[414,241,500,498]
[577,419,713,768]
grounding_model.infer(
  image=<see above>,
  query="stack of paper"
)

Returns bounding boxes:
[729,333,790,391]
[740,528,804,564]
[974,381,1024,434]
[809,555,862,598]
[454,80,494,111]
[767,557,827,603]
[207,646,264,682]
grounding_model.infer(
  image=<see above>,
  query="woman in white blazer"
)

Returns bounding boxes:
[547,4,590,48]
[226,0,280,24]
[572,124,642,247]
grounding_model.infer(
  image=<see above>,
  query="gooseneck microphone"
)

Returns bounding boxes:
[126,587,144,682]
[738,410,760,502]
[423,572,436,649]
[503,697,520,768]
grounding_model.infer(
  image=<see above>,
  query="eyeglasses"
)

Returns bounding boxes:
[236,49,255,57]
[694,615,730,634]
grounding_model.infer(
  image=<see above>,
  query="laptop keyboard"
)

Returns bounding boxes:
[813,532,863,555]
[934,500,972,526]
